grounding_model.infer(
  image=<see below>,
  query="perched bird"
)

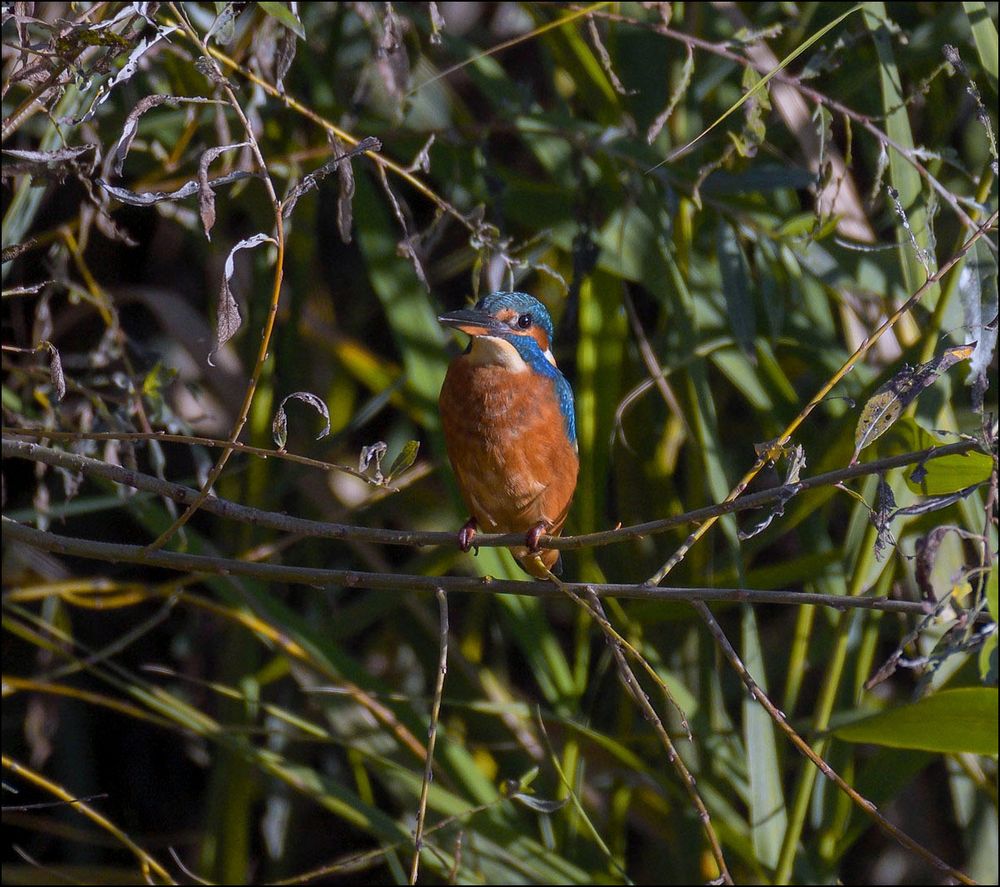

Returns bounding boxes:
[438,291,578,579]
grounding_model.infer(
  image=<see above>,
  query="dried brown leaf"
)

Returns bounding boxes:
[98,169,257,206]
[208,233,277,366]
[852,344,976,463]
[198,141,251,240]
[272,391,331,450]
[281,136,381,222]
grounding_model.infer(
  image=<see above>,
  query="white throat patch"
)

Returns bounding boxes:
[467,336,528,372]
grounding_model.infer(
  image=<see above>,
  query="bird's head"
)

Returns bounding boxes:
[439,291,576,445]
[438,291,557,367]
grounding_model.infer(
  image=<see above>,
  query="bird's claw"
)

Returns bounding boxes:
[458,518,478,554]
[525,522,547,552]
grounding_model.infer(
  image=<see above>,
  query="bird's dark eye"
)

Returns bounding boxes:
[516,313,532,329]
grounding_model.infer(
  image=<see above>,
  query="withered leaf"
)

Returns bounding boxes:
[271,391,331,450]
[39,339,65,401]
[98,169,257,206]
[739,442,806,540]
[852,343,976,463]
[274,21,298,91]
[198,141,251,240]
[2,145,96,181]
[428,1,446,44]
[208,233,277,366]
[872,476,897,562]
[510,792,569,814]
[335,135,355,244]
[359,441,388,484]
[111,95,219,177]
[282,136,381,222]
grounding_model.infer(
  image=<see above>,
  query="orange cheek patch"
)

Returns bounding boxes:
[529,326,550,352]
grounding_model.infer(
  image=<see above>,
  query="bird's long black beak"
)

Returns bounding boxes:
[437,307,504,337]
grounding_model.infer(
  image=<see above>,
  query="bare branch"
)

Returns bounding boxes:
[3,516,985,619]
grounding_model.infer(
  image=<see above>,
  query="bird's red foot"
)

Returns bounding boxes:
[458,517,478,554]
[525,521,548,552]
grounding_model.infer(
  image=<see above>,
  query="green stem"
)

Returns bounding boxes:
[774,519,881,883]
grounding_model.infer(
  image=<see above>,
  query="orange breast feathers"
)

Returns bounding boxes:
[439,354,579,571]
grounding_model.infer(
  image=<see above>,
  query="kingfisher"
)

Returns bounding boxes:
[438,291,578,579]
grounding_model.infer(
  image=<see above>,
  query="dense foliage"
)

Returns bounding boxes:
[2,3,997,884]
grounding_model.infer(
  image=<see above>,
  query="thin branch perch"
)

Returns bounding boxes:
[2,434,984,553]
[2,517,984,618]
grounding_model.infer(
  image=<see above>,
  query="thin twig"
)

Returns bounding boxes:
[2,427,391,486]
[691,601,976,885]
[145,4,286,552]
[3,434,985,555]
[537,561,731,884]
[5,516,990,619]
[410,588,449,885]
[1,754,175,884]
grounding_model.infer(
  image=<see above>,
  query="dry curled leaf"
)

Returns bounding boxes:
[872,476,897,562]
[377,3,409,103]
[739,443,806,539]
[65,25,178,126]
[208,233,277,366]
[405,134,435,174]
[428,0,446,44]
[2,145,97,181]
[271,391,331,450]
[274,19,298,91]
[198,141,251,240]
[359,441,388,484]
[38,340,65,402]
[852,344,976,463]
[98,169,257,206]
[111,95,219,176]
[282,136,381,223]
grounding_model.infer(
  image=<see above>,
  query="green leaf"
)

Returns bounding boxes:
[980,632,998,685]
[742,606,787,868]
[871,417,991,498]
[258,2,306,39]
[963,2,999,90]
[905,449,994,496]
[717,220,755,357]
[835,687,999,755]
[385,440,419,483]
[873,414,938,455]
[982,567,999,683]
[863,1,938,302]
